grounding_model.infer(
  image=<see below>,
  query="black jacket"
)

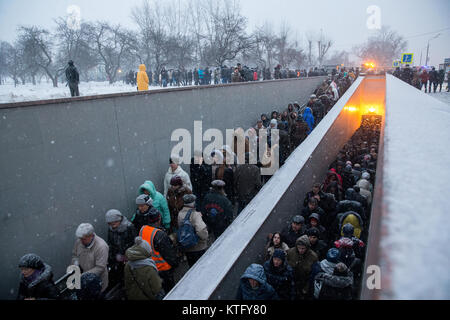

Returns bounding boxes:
[281,224,306,248]
[201,189,234,236]
[107,217,137,265]
[263,259,296,300]
[148,223,179,269]
[17,263,59,300]
[190,160,212,200]
[65,65,79,84]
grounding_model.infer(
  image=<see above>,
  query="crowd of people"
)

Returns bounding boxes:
[237,114,381,300]
[392,64,449,93]
[125,63,330,90]
[17,68,360,301]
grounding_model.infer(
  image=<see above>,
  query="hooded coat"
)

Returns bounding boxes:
[137,64,149,91]
[286,235,318,298]
[236,264,279,300]
[263,256,296,300]
[314,268,353,300]
[17,260,59,300]
[302,107,315,134]
[124,244,163,300]
[138,180,171,230]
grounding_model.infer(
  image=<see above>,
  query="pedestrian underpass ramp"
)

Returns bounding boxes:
[361,75,450,300]
[165,75,389,300]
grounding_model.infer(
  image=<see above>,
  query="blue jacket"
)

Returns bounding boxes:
[138,180,171,230]
[302,107,315,134]
[236,264,279,300]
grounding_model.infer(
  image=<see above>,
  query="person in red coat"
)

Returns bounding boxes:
[419,69,429,92]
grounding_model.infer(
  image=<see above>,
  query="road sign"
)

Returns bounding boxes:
[393,60,401,68]
[401,53,414,64]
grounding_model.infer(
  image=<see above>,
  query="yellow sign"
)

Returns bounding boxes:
[393,60,400,67]
[401,53,414,64]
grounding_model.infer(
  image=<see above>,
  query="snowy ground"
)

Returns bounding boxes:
[382,75,450,299]
[0,80,196,104]
[425,90,450,105]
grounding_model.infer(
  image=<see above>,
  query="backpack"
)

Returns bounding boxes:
[177,209,199,250]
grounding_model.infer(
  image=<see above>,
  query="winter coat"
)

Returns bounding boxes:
[142,223,179,270]
[163,166,192,198]
[336,211,364,239]
[234,163,262,203]
[314,269,353,300]
[131,207,160,234]
[137,64,149,91]
[124,244,163,300]
[281,223,306,248]
[302,107,315,134]
[263,259,296,300]
[309,238,328,261]
[264,242,290,261]
[177,205,209,252]
[201,189,233,237]
[286,235,318,298]
[107,216,137,266]
[419,71,429,83]
[17,263,59,300]
[303,190,328,208]
[167,185,193,232]
[236,264,279,300]
[138,180,171,230]
[289,118,309,151]
[301,206,326,224]
[71,234,109,292]
[65,65,79,84]
[190,160,212,200]
[429,70,438,83]
[336,200,365,221]
[215,165,234,202]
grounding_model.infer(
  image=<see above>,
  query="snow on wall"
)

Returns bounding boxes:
[381,75,450,299]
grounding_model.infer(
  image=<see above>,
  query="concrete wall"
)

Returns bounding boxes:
[0,77,324,299]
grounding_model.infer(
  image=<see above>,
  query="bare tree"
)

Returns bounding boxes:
[354,26,407,67]
[317,29,333,67]
[85,22,132,84]
[54,17,98,81]
[17,26,65,87]
[192,0,251,67]
[1,41,21,86]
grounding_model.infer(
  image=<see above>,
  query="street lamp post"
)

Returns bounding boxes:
[425,33,440,66]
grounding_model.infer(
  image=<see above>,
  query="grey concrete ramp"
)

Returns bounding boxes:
[0,77,324,299]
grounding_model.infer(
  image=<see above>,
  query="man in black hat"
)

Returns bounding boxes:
[281,215,306,248]
[65,60,80,97]
[201,180,234,239]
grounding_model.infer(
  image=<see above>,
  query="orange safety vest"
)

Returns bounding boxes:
[139,225,172,271]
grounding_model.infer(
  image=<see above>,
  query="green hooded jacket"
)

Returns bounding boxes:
[138,180,171,230]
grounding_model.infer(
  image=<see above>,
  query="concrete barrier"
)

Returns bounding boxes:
[0,77,324,299]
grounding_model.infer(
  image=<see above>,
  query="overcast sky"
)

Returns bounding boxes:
[0,0,449,67]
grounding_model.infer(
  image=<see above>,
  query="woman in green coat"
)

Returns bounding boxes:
[124,237,164,300]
